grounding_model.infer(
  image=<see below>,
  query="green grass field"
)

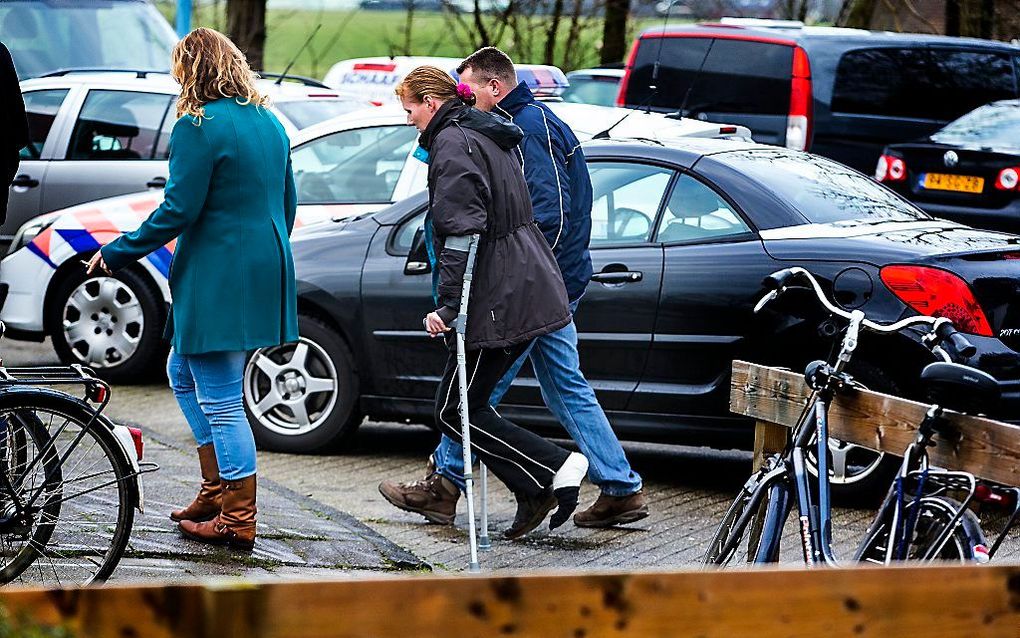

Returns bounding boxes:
[156,4,670,78]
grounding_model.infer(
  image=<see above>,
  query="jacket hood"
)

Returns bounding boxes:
[419,99,523,152]
[494,81,536,118]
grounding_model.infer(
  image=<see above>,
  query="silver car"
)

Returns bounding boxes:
[6,71,369,241]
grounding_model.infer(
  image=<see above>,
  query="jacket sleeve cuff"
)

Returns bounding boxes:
[100,241,130,273]
[435,305,457,325]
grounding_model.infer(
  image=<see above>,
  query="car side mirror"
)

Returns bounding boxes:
[404,227,431,275]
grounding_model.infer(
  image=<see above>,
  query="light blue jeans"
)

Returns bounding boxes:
[167,350,256,481]
[433,301,642,497]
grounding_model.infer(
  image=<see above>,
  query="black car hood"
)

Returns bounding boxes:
[761,219,1020,264]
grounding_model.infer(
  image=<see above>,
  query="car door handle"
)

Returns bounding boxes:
[147,177,167,189]
[591,271,642,284]
[404,261,430,275]
[11,174,39,189]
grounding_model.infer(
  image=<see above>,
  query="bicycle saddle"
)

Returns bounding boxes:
[920,362,1000,415]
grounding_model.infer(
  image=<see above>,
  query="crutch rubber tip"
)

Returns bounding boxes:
[549,486,581,530]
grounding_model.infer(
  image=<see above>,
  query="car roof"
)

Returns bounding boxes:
[638,22,1020,50]
[566,68,626,79]
[19,71,349,103]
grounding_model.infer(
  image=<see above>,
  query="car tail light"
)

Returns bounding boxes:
[875,155,907,182]
[616,37,642,108]
[880,265,993,336]
[994,167,1019,190]
[128,427,144,461]
[785,47,812,151]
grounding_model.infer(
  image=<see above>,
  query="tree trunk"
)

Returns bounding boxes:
[544,0,566,66]
[945,0,961,35]
[838,0,878,28]
[600,0,629,65]
[226,0,267,71]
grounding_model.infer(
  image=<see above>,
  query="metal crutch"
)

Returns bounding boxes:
[454,234,482,571]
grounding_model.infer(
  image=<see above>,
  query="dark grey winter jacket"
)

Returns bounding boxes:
[420,99,571,350]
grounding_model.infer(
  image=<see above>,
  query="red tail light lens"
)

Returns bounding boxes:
[994,167,1019,190]
[785,47,812,151]
[875,155,907,182]
[880,265,993,336]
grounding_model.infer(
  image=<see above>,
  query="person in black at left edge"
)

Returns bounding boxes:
[1,41,29,226]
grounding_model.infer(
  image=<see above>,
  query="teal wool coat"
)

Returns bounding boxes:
[102,99,299,355]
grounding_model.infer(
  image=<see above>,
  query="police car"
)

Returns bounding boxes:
[0,82,751,381]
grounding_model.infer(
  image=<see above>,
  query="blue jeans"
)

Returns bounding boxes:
[433,302,642,497]
[167,350,257,481]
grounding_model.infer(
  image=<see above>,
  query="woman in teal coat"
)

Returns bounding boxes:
[89,28,298,551]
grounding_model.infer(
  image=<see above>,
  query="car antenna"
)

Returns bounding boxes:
[675,38,716,120]
[592,0,677,140]
[276,23,322,85]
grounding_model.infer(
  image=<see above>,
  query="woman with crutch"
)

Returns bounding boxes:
[88,28,299,551]
[397,66,588,540]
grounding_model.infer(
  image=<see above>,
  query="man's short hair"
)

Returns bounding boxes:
[457,47,517,87]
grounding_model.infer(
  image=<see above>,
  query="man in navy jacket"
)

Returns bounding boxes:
[379,48,648,529]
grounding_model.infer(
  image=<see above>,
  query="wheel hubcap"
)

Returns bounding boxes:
[62,277,144,369]
[244,338,338,436]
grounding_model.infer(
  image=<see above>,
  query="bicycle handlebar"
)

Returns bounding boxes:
[754,267,975,360]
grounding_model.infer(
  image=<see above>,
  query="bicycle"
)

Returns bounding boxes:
[704,267,1016,567]
[0,322,156,586]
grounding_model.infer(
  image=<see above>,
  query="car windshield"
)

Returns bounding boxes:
[718,149,931,226]
[562,75,621,107]
[274,99,367,130]
[0,0,177,79]
[930,102,1020,153]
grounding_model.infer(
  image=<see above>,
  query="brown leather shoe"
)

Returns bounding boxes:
[170,444,222,522]
[179,475,256,550]
[573,490,649,528]
[378,467,460,525]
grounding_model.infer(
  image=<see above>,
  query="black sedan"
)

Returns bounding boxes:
[876,100,1020,234]
[243,139,1020,496]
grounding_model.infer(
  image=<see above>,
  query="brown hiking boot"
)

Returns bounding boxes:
[179,475,257,551]
[378,467,460,525]
[170,444,222,522]
[573,490,649,528]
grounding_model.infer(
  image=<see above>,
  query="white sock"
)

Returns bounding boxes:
[552,452,589,491]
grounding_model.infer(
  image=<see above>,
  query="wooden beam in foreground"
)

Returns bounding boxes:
[0,565,1018,638]
[731,360,1020,486]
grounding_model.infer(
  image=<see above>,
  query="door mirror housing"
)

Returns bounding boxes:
[404,226,431,275]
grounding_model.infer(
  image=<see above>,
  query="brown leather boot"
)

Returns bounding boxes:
[378,463,460,525]
[573,490,649,528]
[170,444,222,522]
[178,475,257,550]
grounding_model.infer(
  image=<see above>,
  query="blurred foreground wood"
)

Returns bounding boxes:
[0,564,1018,637]
[732,360,1020,483]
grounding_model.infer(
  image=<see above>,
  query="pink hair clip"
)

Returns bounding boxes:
[456,82,473,100]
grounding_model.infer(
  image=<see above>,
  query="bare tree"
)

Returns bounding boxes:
[601,0,630,64]
[544,0,566,65]
[226,0,267,71]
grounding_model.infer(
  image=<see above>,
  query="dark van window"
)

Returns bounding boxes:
[625,37,793,115]
[832,47,1017,121]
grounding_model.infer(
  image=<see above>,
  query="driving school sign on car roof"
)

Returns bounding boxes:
[323,56,461,105]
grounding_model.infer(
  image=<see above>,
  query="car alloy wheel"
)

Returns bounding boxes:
[244,338,339,437]
[62,276,144,369]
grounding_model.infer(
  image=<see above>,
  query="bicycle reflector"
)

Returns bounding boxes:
[87,384,108,403]
[879,265,993,336]
[128,427,144,461]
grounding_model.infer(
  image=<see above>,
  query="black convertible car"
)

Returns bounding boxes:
[243,138,1020,495]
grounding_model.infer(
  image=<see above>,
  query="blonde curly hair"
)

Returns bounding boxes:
[170,28,269,122]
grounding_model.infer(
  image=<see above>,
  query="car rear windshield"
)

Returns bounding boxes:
[717,149,931,226]
[831,47,1018,122]
[275,99,366,130]
[0,0,177,79]
[930,102,1020,153]
[562,75,621,107]
[623,36,793,115]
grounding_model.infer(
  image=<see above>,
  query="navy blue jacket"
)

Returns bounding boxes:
[494,83,593,303]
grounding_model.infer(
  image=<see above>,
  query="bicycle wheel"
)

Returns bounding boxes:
[0,390,135,586]
[705,474,790,566]
[857,496,987,564]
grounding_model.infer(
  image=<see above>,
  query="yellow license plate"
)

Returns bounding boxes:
[923,173,984,193]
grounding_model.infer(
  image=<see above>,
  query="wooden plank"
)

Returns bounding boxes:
[752,420,788,471]
[0,566,1017,638]
[731,360,1020,487]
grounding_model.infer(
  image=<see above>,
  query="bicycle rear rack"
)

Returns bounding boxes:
[0,365,111,406]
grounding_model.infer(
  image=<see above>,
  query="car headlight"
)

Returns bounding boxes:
[7,217,55,257]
